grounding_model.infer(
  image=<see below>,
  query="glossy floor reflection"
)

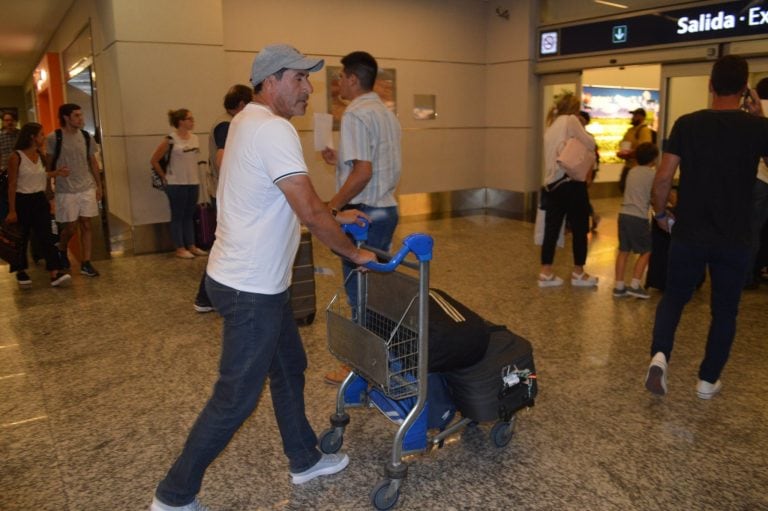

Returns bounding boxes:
[1,198,767,511]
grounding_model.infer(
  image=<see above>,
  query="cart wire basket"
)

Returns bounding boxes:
[327,270,421,400]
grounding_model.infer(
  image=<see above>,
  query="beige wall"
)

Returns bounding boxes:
[484,0,538,192]
[0,87,27,124]
[34,0,538,229]
[222,0,537,199]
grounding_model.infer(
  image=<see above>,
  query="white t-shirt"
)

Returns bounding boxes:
[45,129,96,193]
[15,150,47,194]
[166,132,200,185]
[207,103,308,294]
[620,165,655,219]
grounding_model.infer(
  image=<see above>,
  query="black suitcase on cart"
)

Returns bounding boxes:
[445,325,537,423]
[292,229,316,325]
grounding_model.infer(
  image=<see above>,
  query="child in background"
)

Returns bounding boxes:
[613,142,659,299]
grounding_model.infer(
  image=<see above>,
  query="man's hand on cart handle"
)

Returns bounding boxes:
[350,247,377,267]
[335,208,370,226]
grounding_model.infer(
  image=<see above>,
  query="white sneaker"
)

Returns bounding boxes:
[696,379,722,400]
[538,273,564,288]
[645,352,668,396]
[290,453,349,484]
[571,272,598,287]
[150,497,211,511]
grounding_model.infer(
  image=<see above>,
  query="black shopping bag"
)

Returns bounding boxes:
[0,222,24,267]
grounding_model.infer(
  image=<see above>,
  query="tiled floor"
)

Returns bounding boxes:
[2,198,767,511]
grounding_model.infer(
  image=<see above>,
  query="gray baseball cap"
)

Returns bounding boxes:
[250,44,324,86]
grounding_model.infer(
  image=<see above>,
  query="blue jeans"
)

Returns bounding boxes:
[342,205,398,307]
[165,184,198,248]
[651,239,749,383]
[155,276,321,506]
[194,270,211,306]
[746,179,768,284]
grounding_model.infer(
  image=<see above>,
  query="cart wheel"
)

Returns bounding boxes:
[319,428,343,454]
[370,479,400,511]
[490,421,514,448]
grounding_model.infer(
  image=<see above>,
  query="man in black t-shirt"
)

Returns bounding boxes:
[644,55,768,400]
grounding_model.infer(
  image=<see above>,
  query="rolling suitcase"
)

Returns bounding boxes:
[445,325,537,423]
[292,229,316,325]
[194,202,216,250]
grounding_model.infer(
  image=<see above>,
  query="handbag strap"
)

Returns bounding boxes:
[544,174,571,193]
[164,135,174,172]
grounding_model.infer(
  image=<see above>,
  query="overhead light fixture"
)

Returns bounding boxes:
[594,0,629,8]
[35,68,48,91]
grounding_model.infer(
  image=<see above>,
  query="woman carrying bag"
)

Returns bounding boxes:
[150,108,207,259]
[5,122,71,287]
[538,93,598,288]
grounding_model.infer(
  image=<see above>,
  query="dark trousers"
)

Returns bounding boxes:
[155,277,320,506]
[540,180,590,267]
[0,177,8,221]
[11,191,60,272]
[194,270,210,306]
[651,239,749,383]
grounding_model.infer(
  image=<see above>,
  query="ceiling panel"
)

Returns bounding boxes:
[0,0,76,87]
[539,0,720,25]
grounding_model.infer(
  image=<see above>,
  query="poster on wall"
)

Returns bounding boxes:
[326,66,396,130]
[581,86,659,163]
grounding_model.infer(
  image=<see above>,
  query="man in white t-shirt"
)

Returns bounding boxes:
[151,44,376,511]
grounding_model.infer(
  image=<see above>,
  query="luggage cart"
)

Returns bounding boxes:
[320,223,434,510]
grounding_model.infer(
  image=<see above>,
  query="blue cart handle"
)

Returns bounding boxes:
[343,218,433,272]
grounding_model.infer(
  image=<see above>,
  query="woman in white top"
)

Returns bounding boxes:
[150,109,207,259]
[6,122,71,286]
[538,93,598,288]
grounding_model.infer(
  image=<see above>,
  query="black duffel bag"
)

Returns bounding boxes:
[427,288,490,373]
[445,325,538,423]
[0,222,24,268]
